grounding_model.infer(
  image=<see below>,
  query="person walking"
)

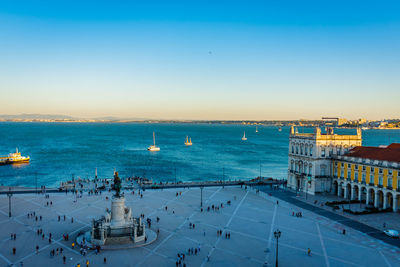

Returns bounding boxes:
[86,259,90,267]
[307,248,311,256]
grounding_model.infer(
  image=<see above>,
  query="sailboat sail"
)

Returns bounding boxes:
[185,135,192,146]
[148,132,160,151]
[242,131,247,141]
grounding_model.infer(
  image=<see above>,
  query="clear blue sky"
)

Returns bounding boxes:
[0,0,399,120]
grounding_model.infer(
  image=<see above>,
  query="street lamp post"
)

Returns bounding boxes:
[222,168,225,188]
[306,178,309,200]
[274,229,281,267]
[7,187,13,217]
[35,172,38,194]
[200,186,204,207]
[175,166,177,185]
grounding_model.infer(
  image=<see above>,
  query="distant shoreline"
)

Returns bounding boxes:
[0,120,399,130]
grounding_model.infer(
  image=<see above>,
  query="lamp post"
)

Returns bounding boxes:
[7,187,13,217]
[175,166,177,185]
[200,186,204,208]
[222,167,225,188]
[274,229,281,267]
[35,172,38,194]
[306,178,309,200]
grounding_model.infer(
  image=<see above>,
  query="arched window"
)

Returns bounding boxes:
[309,164,312,175]
[305,144,308,156]
[309,145,313,156]
[321,166,326,176]
[296,145,299,154]
[291,161,294,170]
[300,144,304,155]
[291,145,294,154]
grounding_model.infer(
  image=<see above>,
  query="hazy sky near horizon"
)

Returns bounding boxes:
[1,1,399,120]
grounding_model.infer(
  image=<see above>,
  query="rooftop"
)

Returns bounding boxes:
[345,143,400,163]
[290,126,362,141]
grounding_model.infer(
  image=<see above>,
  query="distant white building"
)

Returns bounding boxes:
[287,126,362,195]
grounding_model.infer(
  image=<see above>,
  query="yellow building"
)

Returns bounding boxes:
[332,143,400,212]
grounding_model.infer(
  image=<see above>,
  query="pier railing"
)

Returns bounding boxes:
[139,179,286,190]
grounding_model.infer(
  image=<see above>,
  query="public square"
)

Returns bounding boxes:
[1,186,400,266]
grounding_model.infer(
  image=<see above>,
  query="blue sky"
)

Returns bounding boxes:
[0,1,399,120]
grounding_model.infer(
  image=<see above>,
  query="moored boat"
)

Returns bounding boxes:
[0,148,30,165]
[241,131,247,141]
[184,136,192,146]
[148,132,160,151]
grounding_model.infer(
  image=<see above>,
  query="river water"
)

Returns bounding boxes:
[0,122,399,187]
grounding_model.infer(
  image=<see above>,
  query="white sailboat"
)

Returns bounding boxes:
[148,132,160,151]
[241,131,247,141]
[255,126,258,133]
[184,136,192,146]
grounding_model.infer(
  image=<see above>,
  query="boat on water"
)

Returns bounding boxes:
[184,136,192,146]
[147,132,160,151]
[241,131,247,141]
[278,127,282,132]
[361,127,369,130]
[0,148,30,165]
[255,126,258,133]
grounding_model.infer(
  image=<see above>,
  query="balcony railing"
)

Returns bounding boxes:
[315,175,330,179]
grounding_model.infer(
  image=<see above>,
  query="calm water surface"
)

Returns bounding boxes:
[0,123,399,187]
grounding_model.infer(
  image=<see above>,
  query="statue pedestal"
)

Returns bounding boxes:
[111,196,125,227]
[89,191,151,247]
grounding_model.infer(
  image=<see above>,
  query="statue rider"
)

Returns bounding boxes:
[113,171,122,197]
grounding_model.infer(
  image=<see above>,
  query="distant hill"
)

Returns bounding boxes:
[0,114,148,121]
[0,113,76,120]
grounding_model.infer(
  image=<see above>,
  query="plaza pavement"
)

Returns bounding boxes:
[287,189,400,233]
[0,186,400,266]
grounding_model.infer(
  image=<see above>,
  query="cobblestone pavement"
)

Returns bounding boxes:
[1,186,400,266]
[289,190,400,232]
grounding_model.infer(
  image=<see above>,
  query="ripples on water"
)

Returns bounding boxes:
[0,122,399,187]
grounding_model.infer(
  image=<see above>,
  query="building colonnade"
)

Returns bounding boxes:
[333,179,399,212]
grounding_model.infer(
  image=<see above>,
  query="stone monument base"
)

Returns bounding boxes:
[76,228,157,250]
